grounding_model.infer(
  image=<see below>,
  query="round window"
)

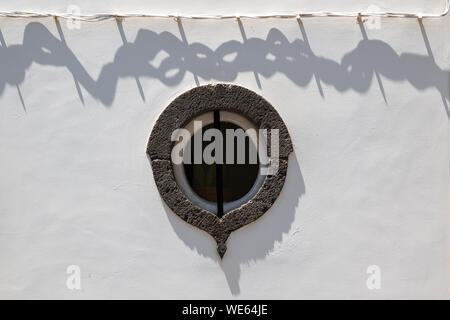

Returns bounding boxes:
[147,84,293,258]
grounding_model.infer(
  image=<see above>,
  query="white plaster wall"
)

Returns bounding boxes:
[0,1,448,299]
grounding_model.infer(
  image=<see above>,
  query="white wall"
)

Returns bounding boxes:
[0,0,448,299]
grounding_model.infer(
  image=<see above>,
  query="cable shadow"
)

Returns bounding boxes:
[237,18,262,89]
[0,28,27,111]
[357,18,388,104]
[0,21,448,115]
[164,152,304,295]
[54,17,85,105]
[417,18,449,118]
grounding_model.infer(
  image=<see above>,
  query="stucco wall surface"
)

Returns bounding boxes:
[0,0,448,298]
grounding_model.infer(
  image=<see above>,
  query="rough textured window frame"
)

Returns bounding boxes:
[147,84,293,258]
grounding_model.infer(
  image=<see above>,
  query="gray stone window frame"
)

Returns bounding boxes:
[147,84,293,258]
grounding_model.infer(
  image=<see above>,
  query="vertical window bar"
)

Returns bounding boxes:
[214,110,224,218]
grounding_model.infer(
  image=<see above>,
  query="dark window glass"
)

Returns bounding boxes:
[184,121,259,214]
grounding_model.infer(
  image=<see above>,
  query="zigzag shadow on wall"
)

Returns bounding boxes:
[0,20,448,115]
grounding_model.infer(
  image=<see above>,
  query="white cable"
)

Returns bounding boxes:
[0,1,448,21]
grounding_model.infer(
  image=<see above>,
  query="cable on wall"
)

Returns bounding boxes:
[0,0,448,21]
